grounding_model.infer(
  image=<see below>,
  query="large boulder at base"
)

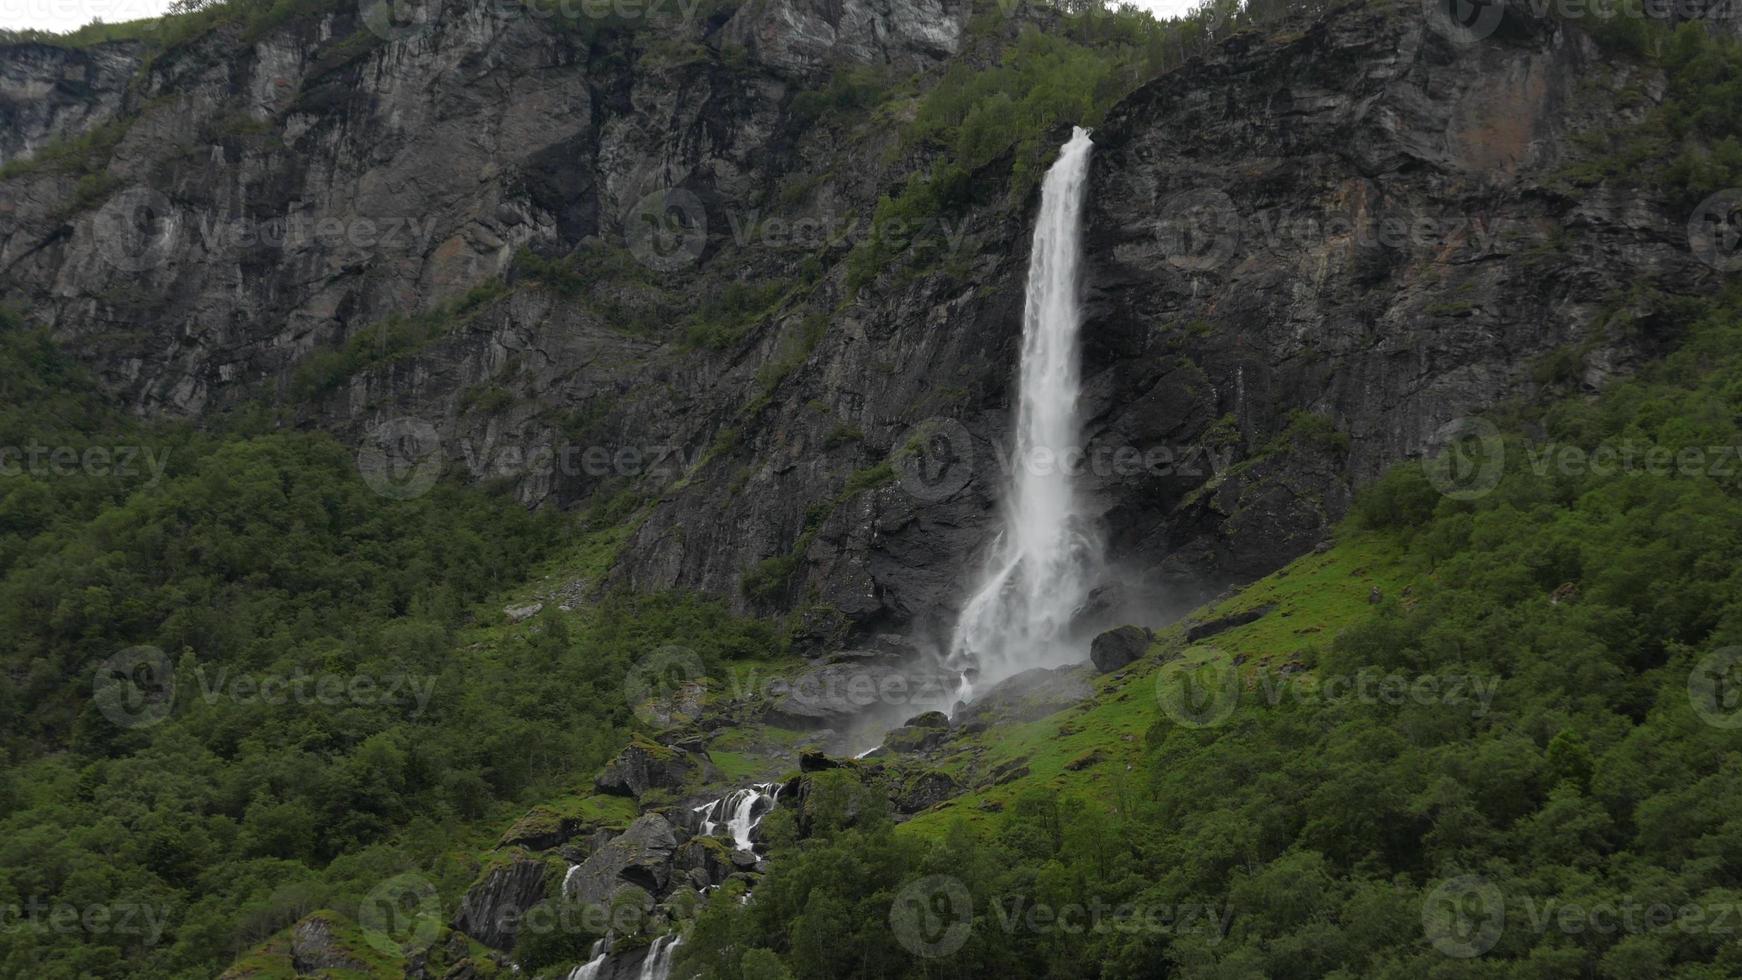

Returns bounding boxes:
[565,815,678,907]
[952,666,1094,732]
[452,856,550,951]
[595,738,710,798]
[1089,625,1151,674]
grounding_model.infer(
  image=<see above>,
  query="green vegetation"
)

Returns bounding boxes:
[0,327,788,977]
[682,286,1742,976]
[290,280,509,397]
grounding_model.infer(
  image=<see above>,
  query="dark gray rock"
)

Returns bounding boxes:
[595,740,709,799]
[952,666,1095,733]
[564,815,678,907]
[452,857,550,951]
[1089,625,1151,674]
[1185,605,1275,643]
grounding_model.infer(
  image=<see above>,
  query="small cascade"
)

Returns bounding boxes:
[567,939,607,980]
[562,863,583,899]
[637,934,682,980]
[691,782,781,852]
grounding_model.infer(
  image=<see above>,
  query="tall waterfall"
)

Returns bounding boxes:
[948,127,1099,700]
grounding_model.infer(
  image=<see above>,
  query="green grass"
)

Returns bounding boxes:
[898,528,1416,840]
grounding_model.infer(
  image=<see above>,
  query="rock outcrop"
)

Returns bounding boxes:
[1089,625,1150,673]
[0,0,1714,654]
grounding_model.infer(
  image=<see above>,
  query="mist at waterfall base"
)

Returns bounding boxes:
[945,126,1107,703]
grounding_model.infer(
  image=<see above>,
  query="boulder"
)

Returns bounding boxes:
[288,912,369,974]
[595,739,709,798]
[764,661,913,730]
[891,769,962,814]
[951,666,1094,732]
[1089,625,1151,674]
[563,815,678,907]
[452,857,550,951]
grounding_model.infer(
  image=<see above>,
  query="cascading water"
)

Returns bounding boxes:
[692,782,781,852]
[637,934,682,980]
[567,940,607,980]
[947,126,1100,701]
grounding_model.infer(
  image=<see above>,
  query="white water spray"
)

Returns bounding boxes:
[692,782,781,852]
[948,127,1099,700]
[638,933,682,980]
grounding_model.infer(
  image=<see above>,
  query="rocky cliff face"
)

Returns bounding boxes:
[0,0,1712,651]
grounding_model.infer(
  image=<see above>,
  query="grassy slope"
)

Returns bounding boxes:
[900,529,1418,839]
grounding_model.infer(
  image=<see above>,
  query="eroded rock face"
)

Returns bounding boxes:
[0,41,142,169]
[952,665,1095,732]
[287,913,369,974]
[0,1,1712,651]
[565,814,679,906]
[451,857,550,951]
[595,740,711,798]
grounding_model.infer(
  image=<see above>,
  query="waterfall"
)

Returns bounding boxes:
[691,782,781,852]
[638,934,682,980]
[567,940,607,980]
[948,126,1100,699]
